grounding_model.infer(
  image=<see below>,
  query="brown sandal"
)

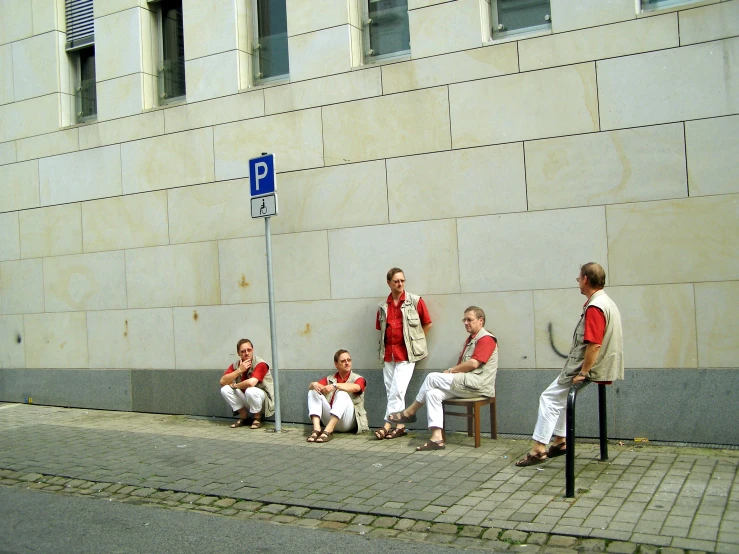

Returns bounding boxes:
[515,451,548,467]
[547,442,566,458]
[416,440,445,451]
[230,418,247,428]
[307,430,321,443]
[374,427,389,440]
[315,431,333,443]
[250,419,263,429]
[386,427,408,439]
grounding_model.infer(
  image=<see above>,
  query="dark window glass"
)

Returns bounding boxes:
[160,0,186,100]
[368,0,409,58]
[76,45,97,121]
[496,0,550,34]
[255,0,289,81]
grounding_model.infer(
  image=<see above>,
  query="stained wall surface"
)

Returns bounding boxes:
[1,0,737,443]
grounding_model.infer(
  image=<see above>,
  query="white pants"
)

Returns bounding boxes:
[532,377,570,444]
[415,372,480,430]
[307,390,356,432]
[220,385,265,415]
[383,360,415,422]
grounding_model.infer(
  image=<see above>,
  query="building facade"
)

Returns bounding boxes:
[0,0,737,443]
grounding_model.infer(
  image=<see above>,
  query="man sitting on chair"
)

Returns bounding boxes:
[389,306,498,451]
[306,349,369,443]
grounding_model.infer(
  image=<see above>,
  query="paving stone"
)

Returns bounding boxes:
[27,482,48,489]
[213,498,236,508]
[303,509,329,520]
[459,525,484,538]
[250,513,273,521]
[219,509,238,516]
[20,473,44,482]
[323,512,354,523]
[547,535,578,548]
[637,546,660,554]
[259,503,286,514]
[578,538,607,551]
[483,540,512,551]
[352,514,375,526]
[271,515,298,524]
[482,527,503,540]
[427,533,456,544]
[180,494,203,504]
[671,538,716,551]
[117,486,138,495]
[282,506,309,517]
[193,506,220,513]
[394,518,416,531]
[429,522,458,535]
[369,528,400,538]
[402,531,428,542]
[604,541,637,553]
[411,521,432,532]
[318,521,347,530]
[0,479,20,485]
[131,488,157,498]
[501,530,529,543]
[294,519,321,528]
[232,501,262,511]
[372,516,398,528]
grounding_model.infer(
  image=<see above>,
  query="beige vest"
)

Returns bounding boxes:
[325,371,369,434]
[236,354,275,417]
[558,289,624,385]
[451,328,498,397]
[377,292,428,363]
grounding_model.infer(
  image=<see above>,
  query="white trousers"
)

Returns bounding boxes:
[532,377,570,444]
[307,390,356,432]
[220,385,265,415]
[383,360,415,421]
[415,372,480,430]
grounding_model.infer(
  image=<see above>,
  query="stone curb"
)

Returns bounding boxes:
[0,469,707,553]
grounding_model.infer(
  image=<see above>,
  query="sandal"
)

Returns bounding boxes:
[547,442,567,458]
[388,411,417,424]
[416,440,445,451]
[250,419,263,429]
[315,431,333,443]
[515,451,548,467]
[230,418,248,428]
[307,430,321,443]
[386,427,408,439]
[374,427,389,440]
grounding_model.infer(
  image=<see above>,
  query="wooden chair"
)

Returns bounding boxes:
[441,396,497,448]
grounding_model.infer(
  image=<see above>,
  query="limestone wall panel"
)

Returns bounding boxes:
[96,74,148,121]
[271,161,388,234]
[0,44,15,105]
[17,129,79,162]
[0,259,44,314]
[550,0,635,33]
[387,143,526,223]
[43,251,127,312]
[167,179,262,244]
[11,32,63,101]
[19,203,82,258]
[32,0,66,34]
[607,195,739,285]
[82,191,169,253]
[598,38,739,130]
[94,8,145,81]
[695,281,739,368]
[125,242,221,308]
[24,312,89,368]
[449,63,599,148]
[264,67,381,115]
[182,0,238,60]
[39,145,122,206]
[214,108,323,180]
[381,43,518,95]
[172,303,271,370]
[288,25,353,82]
[423,291,535,370]
[185,51,241,103]
[0,212,19,261]
[94,0,148,19]
[686,114,739,196]
[0,0,33,45]
[0,140,15,165]
[0,314,25,368]
[408,0,483,59]
[323,87,450,165]
[0,160,39,212]
[458,207,608,292]
[533,287,587,369]
[79,111,164,150]
[121,127,214,194]
[526,124,688,210]
[519,14,678,72]
[87,308,175,369]
[328,219,460,299]
[164,90,264,134]
[286,0,349,36]
[0,95,60,143]
[679,0,739,45]
[219,231,331,304]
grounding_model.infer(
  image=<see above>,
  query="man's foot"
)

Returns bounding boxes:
[307,430,321,443]
[374,427,390,440]
[230,418,248,428]
[388,411,417,424]
[515,451,548,467]
[416,440,445,451]
[386,427,408,439]
[547,442,567,458]
[250,419,262,429]
[315,431,333,443]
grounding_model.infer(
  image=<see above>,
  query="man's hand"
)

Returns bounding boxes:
[572,373,587,384]
[239,359,252,373]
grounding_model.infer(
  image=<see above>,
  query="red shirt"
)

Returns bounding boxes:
[318,371,367,406]
[457,335,497,365]
[223,360,269,382]
[375,292,432,362]
[584,306,606,345]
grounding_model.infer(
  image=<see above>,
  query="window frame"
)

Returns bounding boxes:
[154,0,186,104]
[250,0,290,86]
[72,45,97,123]
[490,0,552,41]
[639,0,704,12]
[361,0,411,64]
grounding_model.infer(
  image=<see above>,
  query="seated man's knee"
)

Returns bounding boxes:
[220,385,233,396]
[426,388,446,403]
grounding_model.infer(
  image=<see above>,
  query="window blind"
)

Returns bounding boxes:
[65,0,94,51]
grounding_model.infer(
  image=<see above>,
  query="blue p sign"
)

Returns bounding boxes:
[249,153,275,197]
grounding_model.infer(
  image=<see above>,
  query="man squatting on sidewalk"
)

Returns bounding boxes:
[516,262,624,467]
[306,349,369,444]
[220,338,275,429]
[375,267,432,440]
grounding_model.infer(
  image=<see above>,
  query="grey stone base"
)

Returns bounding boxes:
[1,368,737,444]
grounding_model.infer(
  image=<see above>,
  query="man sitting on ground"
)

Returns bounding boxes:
[220,338,274,429]
[307,349,369,443]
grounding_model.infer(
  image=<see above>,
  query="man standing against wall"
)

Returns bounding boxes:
[516,263,623,466]
[375,268,432,440]
[220,339,275,429]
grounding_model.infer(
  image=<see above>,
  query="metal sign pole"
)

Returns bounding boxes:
[264,216,281,432]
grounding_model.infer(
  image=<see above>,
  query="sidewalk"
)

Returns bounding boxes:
[1,403,737,553]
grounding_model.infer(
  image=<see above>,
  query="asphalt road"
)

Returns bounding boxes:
[0,487,491,554]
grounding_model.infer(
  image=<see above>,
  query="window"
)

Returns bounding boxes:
[156,0,186,103]
[252,0,289,84]
[640,0,699,11]
[363,0,410,62]
[492,0,551,39]
[65,0,97,122]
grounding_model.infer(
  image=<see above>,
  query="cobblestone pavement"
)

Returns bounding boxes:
[1,403,737,553]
